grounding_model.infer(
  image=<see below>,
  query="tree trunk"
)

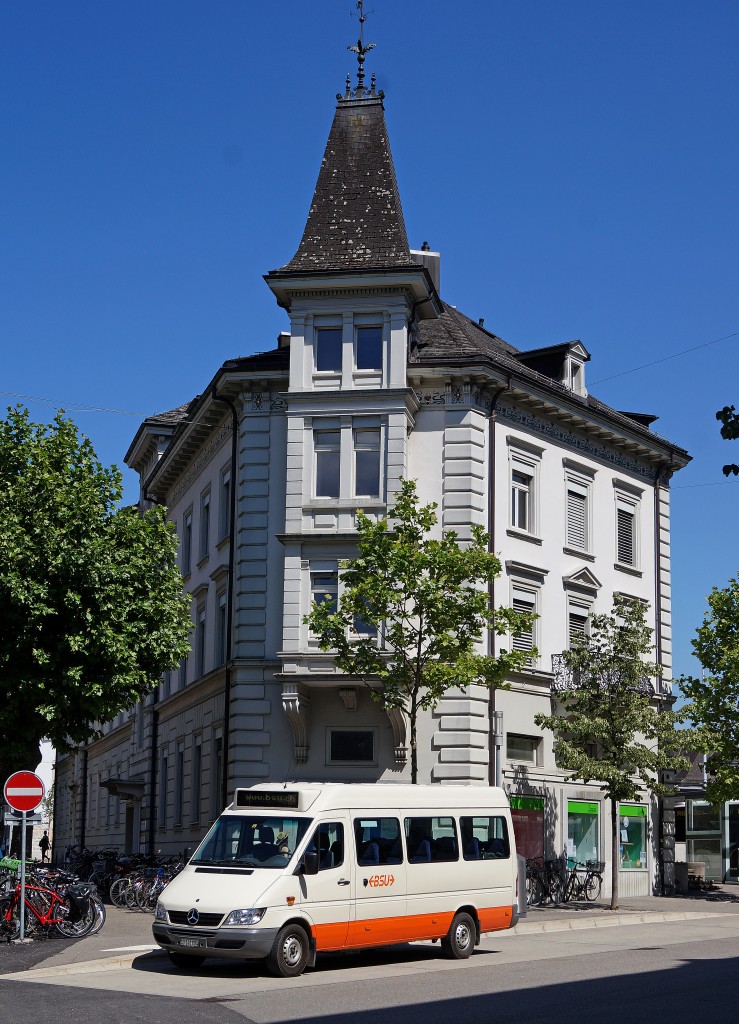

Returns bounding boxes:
[611,798,619,911]
[410,693,418,784]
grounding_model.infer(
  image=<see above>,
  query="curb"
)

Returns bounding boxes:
[3,948,162,980]
[494,909,730,936]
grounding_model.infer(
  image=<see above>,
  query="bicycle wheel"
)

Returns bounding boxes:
[109,877,131,909]
[88,895,106,934]
[526,872,543,907]
[55,899,97,937]
[548,873,564,905]
[585,872,602,901]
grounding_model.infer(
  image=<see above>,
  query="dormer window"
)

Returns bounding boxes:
[567,357,586,396]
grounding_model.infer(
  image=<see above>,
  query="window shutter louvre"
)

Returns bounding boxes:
[566,489,587,549]
[617,507,635,564]
[512,594,535,656]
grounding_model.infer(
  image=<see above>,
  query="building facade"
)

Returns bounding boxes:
[54,62,690,897]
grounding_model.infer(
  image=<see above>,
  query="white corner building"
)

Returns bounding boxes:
[54,58,690,898]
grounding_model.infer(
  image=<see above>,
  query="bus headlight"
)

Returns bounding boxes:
[154,902,168,922]
[224,908,266,926]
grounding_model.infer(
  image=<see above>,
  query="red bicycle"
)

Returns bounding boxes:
[0,875,95,939]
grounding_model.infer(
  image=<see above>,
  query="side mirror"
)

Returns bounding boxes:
[301,851,319,876]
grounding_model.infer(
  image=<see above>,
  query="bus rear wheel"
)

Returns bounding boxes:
[441,912,475,960]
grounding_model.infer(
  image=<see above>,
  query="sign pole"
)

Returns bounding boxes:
[19,809,26,941]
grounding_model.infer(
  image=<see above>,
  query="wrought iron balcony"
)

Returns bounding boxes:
[551,653,658,696]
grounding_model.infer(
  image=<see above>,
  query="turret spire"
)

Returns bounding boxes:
[348,1,375,98]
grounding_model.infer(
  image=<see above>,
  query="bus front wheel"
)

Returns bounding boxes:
[266,923,310,977]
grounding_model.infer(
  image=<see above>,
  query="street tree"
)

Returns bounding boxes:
[717,405,739,476]
[535,595,687,910]
[305,478,535,783]
[681,574,739,804]
[0,406,192,788]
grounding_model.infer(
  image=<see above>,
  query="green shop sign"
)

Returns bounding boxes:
[619,805,647,818]
[509,796,545,812]
[568,801,599,816]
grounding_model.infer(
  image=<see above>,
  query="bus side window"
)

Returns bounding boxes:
[307,822,344,870]
[460,816,510,860]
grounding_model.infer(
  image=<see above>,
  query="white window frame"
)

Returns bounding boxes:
[354,324,383,372]
[314,325,343,374]
[510,581,538,666]
[353,425,382,499]
[567,598,591,647]
[218,465,231,542]
[507,439,543,541]
[613,482,642,571]
[199,489,211,562]
[190,735,202,825]
[196,605,206,678]
[506,733,542,766]
[313,426,341,499]
[182,508,193,575]
[216,590,227,666]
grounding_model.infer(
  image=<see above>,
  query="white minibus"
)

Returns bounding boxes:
[153,783,522,976]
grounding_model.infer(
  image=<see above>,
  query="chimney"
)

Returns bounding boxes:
[410,242,441,294]
[277,331,291,349]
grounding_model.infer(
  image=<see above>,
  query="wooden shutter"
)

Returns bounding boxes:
[617,506,635,565]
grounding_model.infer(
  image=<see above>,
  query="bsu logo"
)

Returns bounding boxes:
[366,873,395,888]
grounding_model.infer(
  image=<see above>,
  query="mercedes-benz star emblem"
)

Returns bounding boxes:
[187,908,200,925]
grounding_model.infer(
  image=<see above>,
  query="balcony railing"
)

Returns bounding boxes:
[551,653,663,696]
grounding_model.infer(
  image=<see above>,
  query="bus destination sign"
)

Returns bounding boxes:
[235,790,300,810]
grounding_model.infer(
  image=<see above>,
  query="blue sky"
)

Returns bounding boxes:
[2,1,737,683]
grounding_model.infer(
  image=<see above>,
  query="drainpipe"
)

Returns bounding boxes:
[487,382,511,787]
[653,456,674,897]
[212,390,239,810]
[50,763,59,866]
[148,703,159,856]
[79,749,88,850]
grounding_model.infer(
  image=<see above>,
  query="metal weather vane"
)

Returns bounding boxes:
[348,1,375,95]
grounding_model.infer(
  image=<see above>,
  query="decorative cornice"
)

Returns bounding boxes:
[167,423,232,506]
[498,403,655,480]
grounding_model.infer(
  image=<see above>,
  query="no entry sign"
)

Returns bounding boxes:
[4,771,45,813]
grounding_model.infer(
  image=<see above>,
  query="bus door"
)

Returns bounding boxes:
[348,812,407,947]
[299,817,352,950]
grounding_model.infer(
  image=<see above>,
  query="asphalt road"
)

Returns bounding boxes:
[1,913,738,1024]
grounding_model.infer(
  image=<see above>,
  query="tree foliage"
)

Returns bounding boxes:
[535,595,687,909]
[305,479,535,782]
[681,574,739,804]
[0,407,192,784]
[717,405,739,477]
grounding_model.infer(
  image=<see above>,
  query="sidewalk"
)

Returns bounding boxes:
[511,884,739,935]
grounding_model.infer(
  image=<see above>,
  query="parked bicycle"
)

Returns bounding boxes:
[561,860,603,902]
[0,872,97,939]
[525,857,566,906]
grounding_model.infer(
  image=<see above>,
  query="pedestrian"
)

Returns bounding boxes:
[39,830,50,863]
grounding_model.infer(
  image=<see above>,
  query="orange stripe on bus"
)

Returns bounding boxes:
[313,906,513,952]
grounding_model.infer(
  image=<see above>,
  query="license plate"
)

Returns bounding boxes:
[177,937,206,948]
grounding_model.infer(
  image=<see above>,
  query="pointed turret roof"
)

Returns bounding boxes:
[277,76,414,274]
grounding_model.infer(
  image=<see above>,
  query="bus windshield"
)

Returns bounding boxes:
[191,814,313,869]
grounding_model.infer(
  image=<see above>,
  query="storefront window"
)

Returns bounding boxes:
[687,838,723,880]
[510,796,545,861]
[687,802,721,832]
[567,800,599,867]
[619,805,647,870]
